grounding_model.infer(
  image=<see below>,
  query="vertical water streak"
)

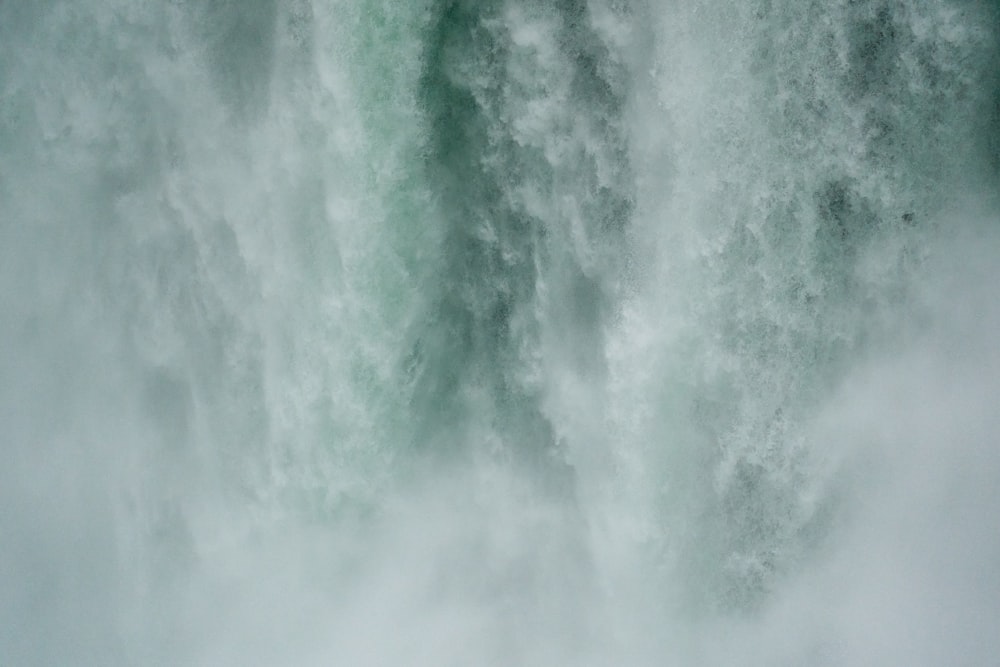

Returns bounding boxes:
[611,0,1000,614]
[413,0,635,488]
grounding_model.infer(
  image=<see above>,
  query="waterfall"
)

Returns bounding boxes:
[2,1,998,664]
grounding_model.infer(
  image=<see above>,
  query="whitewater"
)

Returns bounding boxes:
[1,0,999,664]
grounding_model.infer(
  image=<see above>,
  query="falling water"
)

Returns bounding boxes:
[2,1,999,664]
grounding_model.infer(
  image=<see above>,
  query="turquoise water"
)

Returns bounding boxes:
[2,1,999,664]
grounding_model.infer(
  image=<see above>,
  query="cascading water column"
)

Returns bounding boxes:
[0,0,444,662]
[601,0,1000,657]
[2,0,1000,664]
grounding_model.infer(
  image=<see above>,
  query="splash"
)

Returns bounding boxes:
[1,0,998,664]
